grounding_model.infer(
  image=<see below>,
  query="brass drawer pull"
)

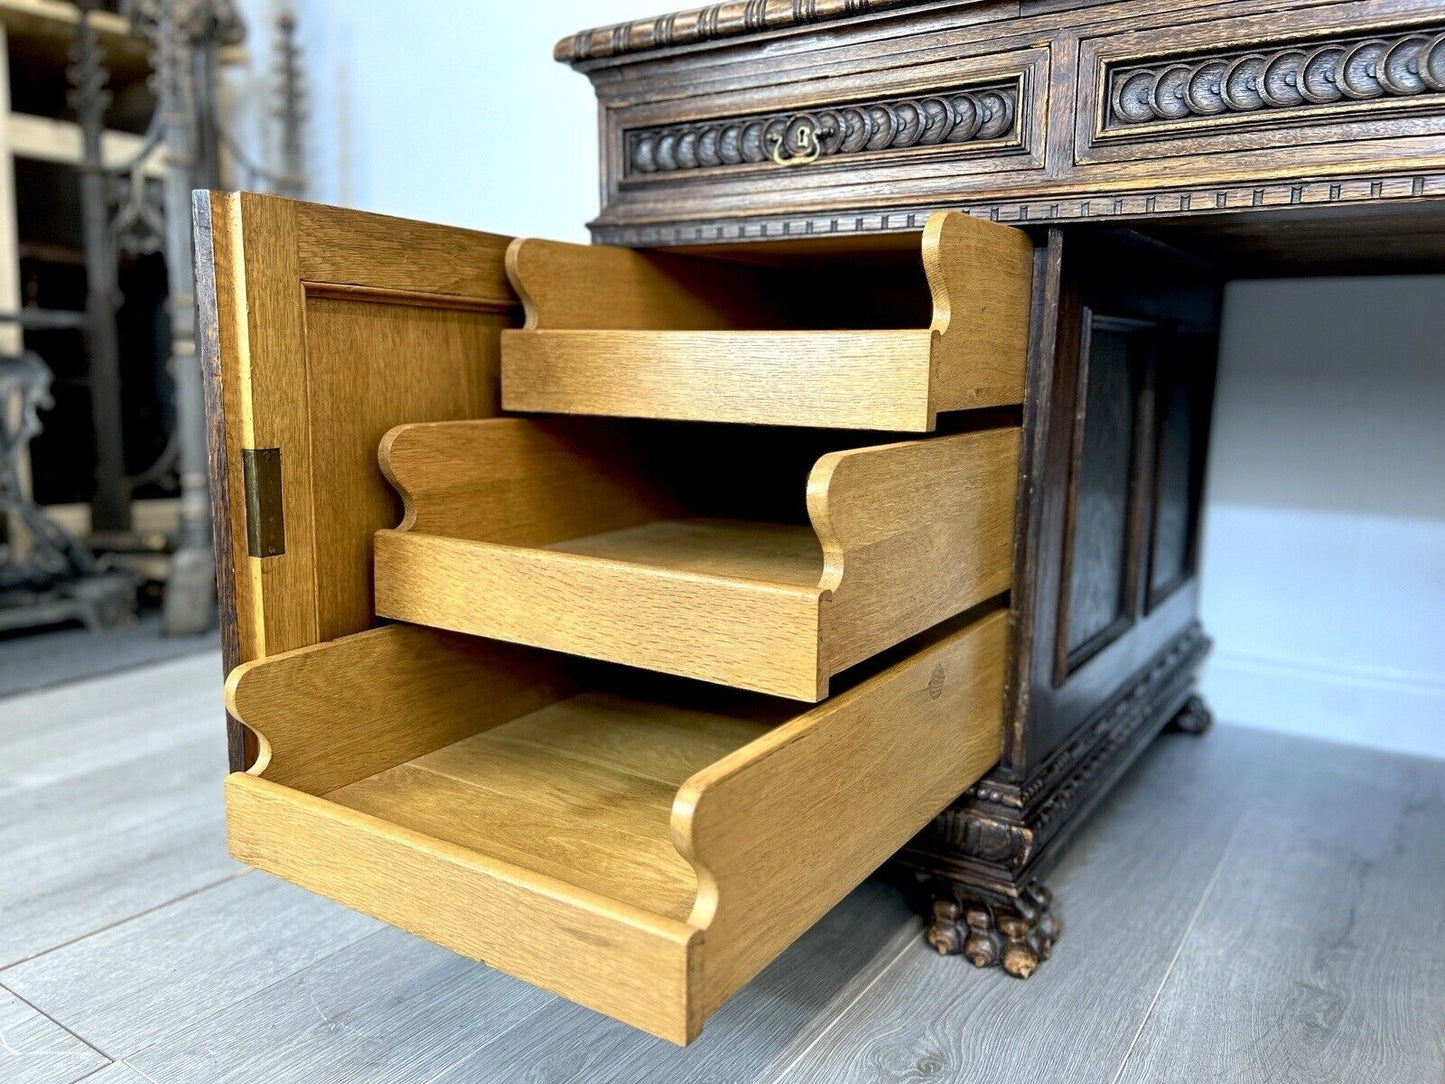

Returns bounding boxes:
[767,121,822,166]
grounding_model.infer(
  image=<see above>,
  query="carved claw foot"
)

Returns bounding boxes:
[1166,693,1213,736]
[926,882,1060,978]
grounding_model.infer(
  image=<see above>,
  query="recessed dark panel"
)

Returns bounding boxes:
[1063,317,1143,661]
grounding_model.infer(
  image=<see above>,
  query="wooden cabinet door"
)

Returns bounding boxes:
[1006,229,1219,776]
[195,193,520,766]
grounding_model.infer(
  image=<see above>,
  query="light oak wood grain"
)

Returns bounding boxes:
[501,329,938,430]
[678,608,1006,1025]
[224,623,577,795]
[375,419,1017,699]
[222,607,1005,1043]
[200,192,517,667]
[225,774,702,1043]
[377,417,683,544]
[499,211,1031,431]
[505,234,794,330]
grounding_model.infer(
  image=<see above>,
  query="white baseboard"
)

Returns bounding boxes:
[1201,651,1445,761]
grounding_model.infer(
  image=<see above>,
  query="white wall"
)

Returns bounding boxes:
[230,0,643,240]
[231,5,1445,759]
[1199,278,1445,759]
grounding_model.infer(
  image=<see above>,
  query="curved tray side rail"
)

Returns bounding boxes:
[673,608,1008,1028]
[378,417,685,543]
[374,419,1018,699]
[221,624,702,1044]
[923,210,1035,417]
[499,212,1033,431]
[809,426,1020,673]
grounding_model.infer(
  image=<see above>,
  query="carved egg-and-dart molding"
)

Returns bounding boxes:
[1109,27,1445,126]
[626,82,1019,175]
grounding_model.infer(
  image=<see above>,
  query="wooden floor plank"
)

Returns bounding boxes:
[427,878,920,1084]
[0,737,236,967]
[0,655,236,967]
[71,1062,151,1083]
[2,874,381,1058]
[126,926,554,1084]
[1115,738,1445,1084]
[0,654,219,796]
[769,727,1284,1084]
[0,987,108,1084]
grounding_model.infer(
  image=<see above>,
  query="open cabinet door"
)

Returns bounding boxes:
[194,192,518,768]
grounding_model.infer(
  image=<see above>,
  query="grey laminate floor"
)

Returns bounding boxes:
[1,653,1441,1084]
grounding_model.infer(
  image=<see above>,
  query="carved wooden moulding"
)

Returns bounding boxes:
[1108,26,1445,127]
[626,82,1018,175]
[557,0,932,63]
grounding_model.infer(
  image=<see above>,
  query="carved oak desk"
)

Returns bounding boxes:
[556,0,1445,967]
[197,0,1445,1042]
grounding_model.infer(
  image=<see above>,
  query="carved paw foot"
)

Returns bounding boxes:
[925,882,1060,978]
[1167,694,1213,736]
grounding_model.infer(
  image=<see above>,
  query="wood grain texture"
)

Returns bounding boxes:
[0,875,379,1058]
[813,426,1018,674]
[0,657,237,967]
[556,0,932,62]
[1115,739,1445,1084]
[198,193,519,764]
[224,623,577,794]
[923,210,1033,415]
[678,608,1007,1026]
[295,200,514,299]
[126,925,556,1084]
[224,773,702,1044]
[0,987,107,1084]
[375,420,1017,699]
[776,726,1281,1083]
[378,417,683,544]
[70,1062,153,1083]
[562,0,1445,249]
[500,212,1031,431]
[325,694,773,920]
[501,329,939,430]
[421,879,918,1084]
[222,191,318,658]
[14,653,1445,1082]
[505,235,792,330]
[222,606,1004,1043]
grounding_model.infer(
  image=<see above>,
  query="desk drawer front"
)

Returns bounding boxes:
[626,80,1020,176]
[1079,8,1445,165]
[604,45,1048,219]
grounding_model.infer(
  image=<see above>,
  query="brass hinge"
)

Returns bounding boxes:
[240,447,285,558]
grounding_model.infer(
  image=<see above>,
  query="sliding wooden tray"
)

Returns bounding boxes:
[223,612,1006,1044]
[499,211,1033,431]
[373,417,1019,700]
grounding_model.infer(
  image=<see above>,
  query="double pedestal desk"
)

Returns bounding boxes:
[198,0,1445,1046]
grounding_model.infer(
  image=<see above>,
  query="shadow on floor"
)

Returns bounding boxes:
[0,610,219,699]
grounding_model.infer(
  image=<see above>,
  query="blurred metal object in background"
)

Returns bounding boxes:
[131,0,244,635]
[0,341,134,633]
[0,0,308,639]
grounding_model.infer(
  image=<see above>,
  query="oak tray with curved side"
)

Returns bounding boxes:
[498,210,1034,431]
[371,416,1019,700]
[222,611,1006,1044]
